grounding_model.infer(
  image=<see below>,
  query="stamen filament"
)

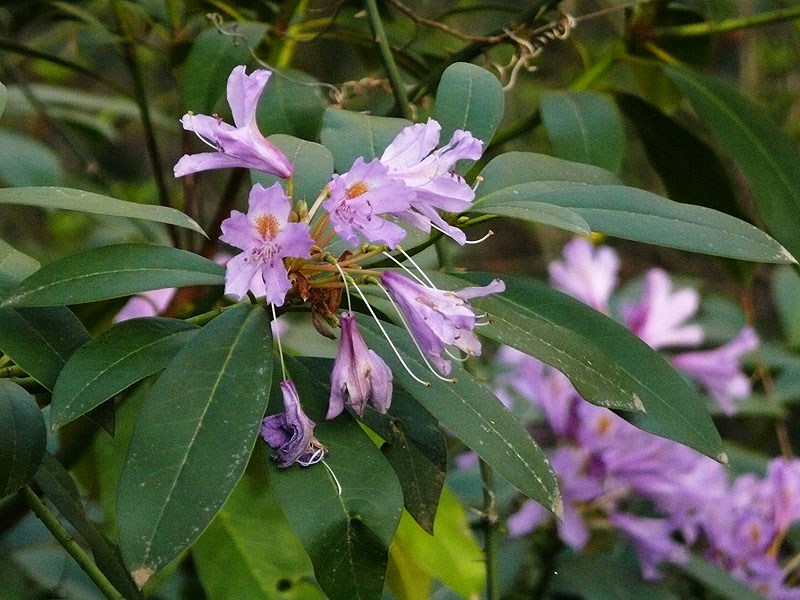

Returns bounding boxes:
[445,348,470,362]
[464,230,494,245]
[271,303,288,380]
[333,262,352,313]
[382,252,429,287]
[396,246,437,288]
[321,460,343,496]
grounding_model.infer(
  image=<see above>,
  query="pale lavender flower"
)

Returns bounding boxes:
[220,183,313,305]
[621,269,704,350]
[324,157,414,249]
[327,311,393,419]
[611,513,688,580]
[114,288,176,322]
[744,559,800,600]
[765,458,800,535]
[261,380,326,468]
[380,119,483,245]
[549,238,620,313]
[507,499,546,537]
[174,65,292,178]
[381,271,504,375]
[672,327,758,415]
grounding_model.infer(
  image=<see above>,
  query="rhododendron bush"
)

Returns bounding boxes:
[2,2,800,599]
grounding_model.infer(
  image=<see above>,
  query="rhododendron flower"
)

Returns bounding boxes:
[174,66,292,178]
[324,157,414,248]
[327,312,393,419]
[621,268,704,350]
[261,380,326,468]
[381,119,483,245]
[672,327,759,415]
[610,513,688,580]
[548,237,620,313]
[381,271,504,375]
[220,182,313,305]
[114,288,176,322]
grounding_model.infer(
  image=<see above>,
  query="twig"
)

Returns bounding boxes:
[385,0,506,43]
[654,5,800,38]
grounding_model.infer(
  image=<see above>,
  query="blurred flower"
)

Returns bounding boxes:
[548,237,620,313]
[610,513,688,580]
[220,183,313,304]
[174,66,292,178]
[327,311,393,419]
[114,288,176,322]
[261,380,326,468]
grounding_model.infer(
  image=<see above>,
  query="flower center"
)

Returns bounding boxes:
[346,181,370,199]
[255,214,280,239]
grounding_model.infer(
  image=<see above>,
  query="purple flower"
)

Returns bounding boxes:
[324,157,414,249]
[548,238,620,313]
[114,288,176,322]
[381,271,504,375]
[621,269,704,350]
[261,380,326,468]
[327,311,393,419]
[672,327,758,415]
[220,182,313,305]
[765,458,800,535]
[174,66,292,179]
[611,513,688,580]
[380,119,483,245]
[507,499,546,537]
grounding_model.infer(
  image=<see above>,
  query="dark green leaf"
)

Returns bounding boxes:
[117,304,273,584]
[252,135,334,204]
[540,91,625,173]
[471,198,590,234]
[0,238,39,290]
[456,273,725,461]
[193,473,325,600]
[0,81,6,117]
[0,380,46,497]
[52,318,199,429]
[434,62,504,146]
[265,356,403,600]
[0,187,205,236]
[774,267,800,348]
[0,244,224,308]
[33,452,143,600]
[357,319,560,514]
[0,131,65,186]
[676,555,769,600]
[257,70,325,140]
[666,65,800,262]
[474,183,793,263]
[320,108,411,173]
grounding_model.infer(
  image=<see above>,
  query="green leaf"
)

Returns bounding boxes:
[540,91,625,173]
[470,197,590,234]
[117,304,273,584]
[358,319,560,514]
[0,81,6,117]
[0,187,205,236]
[33,452,143,600]
[0,238,39,290]
[51,318,199,429]
[179,24,267,114]
[676,555,770,600]
[265,356,404,600]
[434,62,504,146]
[0,131,65,186]
[193,473,325,600]
[252,135,334,204]
[320,108,412,173]
[666,65,800,263]
[257,70,326,140]
[0,380,46,497]
[474,183,794,264]
[455,273,725,461]
[0,244,224,308]
[0,306,91,390]
[774,267,800,348]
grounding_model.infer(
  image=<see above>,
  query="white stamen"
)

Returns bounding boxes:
[192,129,218,150]
[321,460,343,496]
[381,252,428,287]
[271,303,288,380]
[348,276,431,387]
[445,348,469,362]
[375,282,457,384]
[298,448,326,467]
[464,230,494,245]
[396,246,437,288]
[333,262,352,312]
[474,320,491,327]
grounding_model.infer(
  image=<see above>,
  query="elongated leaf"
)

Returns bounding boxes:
[0,244,224,308]
[474,183,793,263]
[435,62,504,146]
[257,70,325,140]
[357,319,560,514]
[0,131,64,186]
[470,198,590,234]
[666,65,800,262]
[0,238,39,290]
[52,318,199,429]
[775,267,800,348]
[117,304,273,584]
[252,135,334,204]
[540,91,625,172]
[456,273,725,460]
[0,187,206,236]
[0,380,46,497]
[676,555,769,600]
[320,108,411,173]
[0,81,6,117]
[193,474,325,600]
[33,452,143,600]
[266,356,403,600]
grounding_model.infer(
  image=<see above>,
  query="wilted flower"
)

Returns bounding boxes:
[548,237,620,313]
[324,157,414,249]
[220,182,314,305]
[261,380,326,468]
[327,312,393,419]
[174,65,292,179]
[381,271,504,375]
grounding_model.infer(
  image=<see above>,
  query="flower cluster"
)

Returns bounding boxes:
[172,65,503,468]
[491,238,800,599]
